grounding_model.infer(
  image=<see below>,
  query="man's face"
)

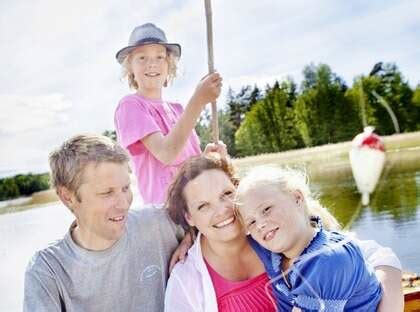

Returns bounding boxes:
[72,161,133,247]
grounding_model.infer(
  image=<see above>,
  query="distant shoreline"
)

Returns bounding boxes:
[1,131,419,215]
[0,189,59,215]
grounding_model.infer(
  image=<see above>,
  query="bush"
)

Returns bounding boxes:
[0,173,50,201]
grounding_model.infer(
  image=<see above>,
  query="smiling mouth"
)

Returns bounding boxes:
[213,216,236,229]
[145,72,160,77]
[263,227,279,241]
[109,216,125,223]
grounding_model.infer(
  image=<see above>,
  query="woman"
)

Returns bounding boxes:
[164,155,403,311]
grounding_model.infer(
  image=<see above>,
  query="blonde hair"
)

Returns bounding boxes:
[235,166,340,231]
[49,134,129,203]
[121,47,178,90]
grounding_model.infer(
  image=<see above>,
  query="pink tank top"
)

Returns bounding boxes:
[204,259,276,311]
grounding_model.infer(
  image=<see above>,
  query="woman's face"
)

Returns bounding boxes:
[183,169,243,242]
[129,44,169,92]
[237,184,307,254]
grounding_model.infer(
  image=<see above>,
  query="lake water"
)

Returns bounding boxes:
[0,171,418,311]
[317,169,420,275]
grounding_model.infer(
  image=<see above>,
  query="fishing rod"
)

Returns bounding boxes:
[204,0,219,143]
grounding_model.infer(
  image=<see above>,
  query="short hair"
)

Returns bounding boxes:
[166,155,238,231]
[121,47,178,90]
[49,134,129,200]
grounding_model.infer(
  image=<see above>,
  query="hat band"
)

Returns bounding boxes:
[134,37,166,45]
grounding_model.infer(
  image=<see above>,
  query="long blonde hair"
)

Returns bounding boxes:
[235,166,340,231]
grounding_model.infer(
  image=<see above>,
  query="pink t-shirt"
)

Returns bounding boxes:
[114,93,201,204]
[204,259,276,312]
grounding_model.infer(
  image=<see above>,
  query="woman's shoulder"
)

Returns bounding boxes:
[170,255,199,280]
[172,237,202,274]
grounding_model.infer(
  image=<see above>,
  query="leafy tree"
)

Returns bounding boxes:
[195,109,237,156]
[295,64,360,145]
[235,81,301,156]
[0,173,50,200]
[0,178,20,201]
[14,174,49,196]
[103,130,117,141]
[412,85,420,107]
[227,85,262,131]
[355,63,419,134]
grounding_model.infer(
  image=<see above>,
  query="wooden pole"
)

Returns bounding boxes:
[204,0,219,143]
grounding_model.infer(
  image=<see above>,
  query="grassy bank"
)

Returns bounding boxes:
[0,189,59,215]
[233,131,420,181]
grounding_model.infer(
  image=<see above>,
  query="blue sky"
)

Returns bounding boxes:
[0,0,419,177]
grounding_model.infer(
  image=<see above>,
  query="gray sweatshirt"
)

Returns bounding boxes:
[23,207,180,312]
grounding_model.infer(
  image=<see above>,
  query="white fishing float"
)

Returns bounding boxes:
[349,126,386,206]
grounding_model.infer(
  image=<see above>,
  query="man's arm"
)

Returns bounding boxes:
[375,266,404,312]
[23,264,62,312]
[356,238,404,312]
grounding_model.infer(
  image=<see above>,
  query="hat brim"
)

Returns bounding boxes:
[116,42,181,64]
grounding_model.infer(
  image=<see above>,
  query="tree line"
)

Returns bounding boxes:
[196,62,420,156]
[0,173,50,201]
[4,62,416,201]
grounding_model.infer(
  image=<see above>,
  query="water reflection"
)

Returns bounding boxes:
[314,170,420,273]
[371,171,418,222]
[317,171,419,226]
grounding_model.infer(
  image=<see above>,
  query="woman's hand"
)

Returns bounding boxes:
[169,230,196,273]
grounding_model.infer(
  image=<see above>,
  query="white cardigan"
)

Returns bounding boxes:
[164,233,401,312]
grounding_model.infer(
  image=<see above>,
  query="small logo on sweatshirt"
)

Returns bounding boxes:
[140,265,161,282]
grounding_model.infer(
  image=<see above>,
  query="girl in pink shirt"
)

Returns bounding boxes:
[114,23,223,204]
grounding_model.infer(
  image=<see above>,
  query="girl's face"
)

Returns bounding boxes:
[183,169,243,242]
[237,184,307,254]
[129,44,169,92]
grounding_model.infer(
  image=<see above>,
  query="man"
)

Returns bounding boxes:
[24,134,182,311]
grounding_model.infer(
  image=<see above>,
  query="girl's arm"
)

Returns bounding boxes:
[142,72,222,165]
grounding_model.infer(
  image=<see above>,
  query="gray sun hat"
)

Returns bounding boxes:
[115,23,181,64]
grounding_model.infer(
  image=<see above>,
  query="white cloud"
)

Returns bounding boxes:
[0,94,72,134]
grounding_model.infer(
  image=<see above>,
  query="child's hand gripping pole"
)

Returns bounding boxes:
[204,0,219,143]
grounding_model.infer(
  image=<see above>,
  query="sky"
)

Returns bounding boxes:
[0,0,419,177]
